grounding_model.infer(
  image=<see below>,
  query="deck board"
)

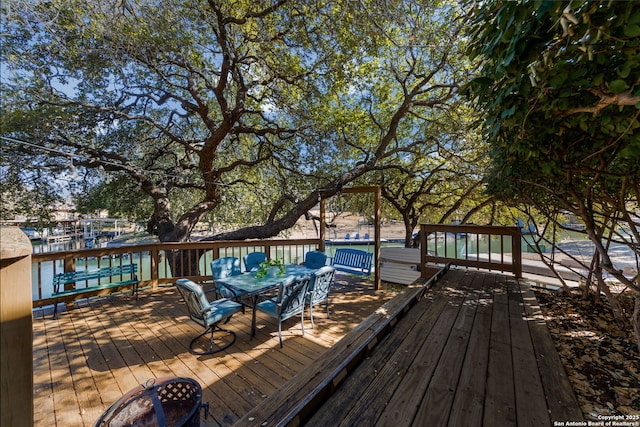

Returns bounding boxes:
[447,273,493,427]
[414,276,480,427]
[519,284,584,421]
[318,290,449,426]
[484,275,517,426]
[33,321,56,427]
[33,273,396,426]
[507,277,550,427]
[33,269,581,426]
[374,287,464,426]
[300,269,582,427]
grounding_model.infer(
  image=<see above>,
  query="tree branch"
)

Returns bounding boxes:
[561,88,640,117]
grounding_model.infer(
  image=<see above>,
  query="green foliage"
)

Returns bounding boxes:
[466,0,640,307]
[254,258,285,279]
[74,175,153,221]
[466,0,640,208]
[0,159,62,225]
[375,94,495,239]
[1,0,477,241]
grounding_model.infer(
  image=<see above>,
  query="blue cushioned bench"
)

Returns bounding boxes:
[330,248,373,275]
[52,264,139,318]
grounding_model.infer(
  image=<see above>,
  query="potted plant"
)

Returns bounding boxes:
[255,258,285,278]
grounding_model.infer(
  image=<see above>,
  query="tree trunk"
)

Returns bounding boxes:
[204,183,350,242]
[142,182,214,277]
[404,225,414,248]
[597,273,628,329]
[165,248,202,277]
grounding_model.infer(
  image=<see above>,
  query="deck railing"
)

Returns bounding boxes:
[31,238,322,308]
[30,223,523,308]
[419,224,522,278]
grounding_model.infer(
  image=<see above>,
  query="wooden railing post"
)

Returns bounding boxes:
[512,228,523,278]
[63,254,76,291]
[319,198,326,252]
[374,186,381,290]
[151,245,159,287]
[0,227,33,427]
[420,224,428,279]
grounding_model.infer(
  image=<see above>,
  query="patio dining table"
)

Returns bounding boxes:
[215,264,316,338]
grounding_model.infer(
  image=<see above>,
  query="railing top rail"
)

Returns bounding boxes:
[32,238,322,262]
[157,238,321,248]
[419,223,522,278]
[420,224,521,235]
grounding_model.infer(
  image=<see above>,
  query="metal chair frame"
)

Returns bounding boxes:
[255,275,311,348]
[306,266,335,328]
[175,279,243,355]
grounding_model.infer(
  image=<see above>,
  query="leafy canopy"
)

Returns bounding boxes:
[466,0,640,204]
[2,0,475,242]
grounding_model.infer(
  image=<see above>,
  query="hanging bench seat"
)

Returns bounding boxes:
[330,248,373,275]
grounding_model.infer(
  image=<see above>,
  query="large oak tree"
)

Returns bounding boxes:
[2,0,472,247]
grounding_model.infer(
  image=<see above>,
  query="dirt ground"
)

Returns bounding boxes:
[534,288,640,419]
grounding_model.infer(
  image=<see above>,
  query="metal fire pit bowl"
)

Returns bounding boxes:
[94,376,207,427]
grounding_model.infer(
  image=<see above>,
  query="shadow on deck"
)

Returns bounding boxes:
[32,273,399,426]
[33,268,582,426]
[236,268,583,426]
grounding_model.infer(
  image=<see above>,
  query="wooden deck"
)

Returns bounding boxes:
[32,273,398,426]
[32,269,583,426]
[237,269,583,426]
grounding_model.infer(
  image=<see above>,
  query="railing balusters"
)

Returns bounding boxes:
[31,239,324,307]
[30,228,520,307]
[420,224,522,278]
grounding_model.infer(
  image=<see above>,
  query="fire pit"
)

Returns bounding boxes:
[94,377,207,427]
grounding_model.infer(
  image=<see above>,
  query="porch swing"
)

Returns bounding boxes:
[318,186,382,289]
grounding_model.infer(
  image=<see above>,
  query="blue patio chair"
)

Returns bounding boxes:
[255,275,311,348]
[303,251,327,269]
[212,256,242,278]
[175,279,243,355]
[306,266,335,328]
[211,257,242,297]
[243,251,267,272]
[211,256,246,313]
